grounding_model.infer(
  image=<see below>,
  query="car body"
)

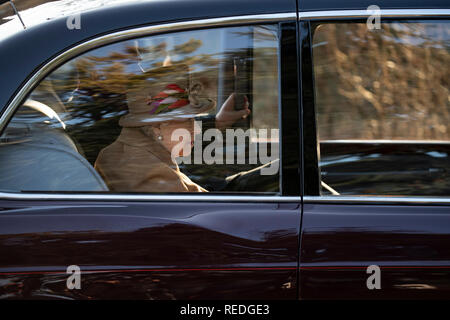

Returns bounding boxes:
[0,0,449,299]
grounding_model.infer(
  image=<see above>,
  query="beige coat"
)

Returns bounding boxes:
[94,127,207,193]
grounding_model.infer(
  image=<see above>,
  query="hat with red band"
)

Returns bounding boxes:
[120,65,215,127]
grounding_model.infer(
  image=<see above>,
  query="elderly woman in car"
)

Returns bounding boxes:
[94,65,249,193]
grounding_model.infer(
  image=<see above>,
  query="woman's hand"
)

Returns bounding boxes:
[215,93,251,130]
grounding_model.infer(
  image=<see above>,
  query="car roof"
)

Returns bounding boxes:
[299,0,448,11]
[0,0,448,113]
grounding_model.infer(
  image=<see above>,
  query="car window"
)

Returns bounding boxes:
[0,24,281,194]
[311,20,450,196]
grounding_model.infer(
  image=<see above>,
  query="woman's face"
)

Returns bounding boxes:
[154,118,196,157]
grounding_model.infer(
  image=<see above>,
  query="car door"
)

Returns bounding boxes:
[298,10,450,299]
[0,16,302,299]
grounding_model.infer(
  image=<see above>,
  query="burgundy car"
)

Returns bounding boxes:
[0,0,449,299]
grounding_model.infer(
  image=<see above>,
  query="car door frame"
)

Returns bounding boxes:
[298,8,450,299]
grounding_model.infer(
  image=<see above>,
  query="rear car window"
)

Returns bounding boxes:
[312,20,450,196]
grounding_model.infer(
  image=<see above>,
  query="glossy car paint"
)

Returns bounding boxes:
[299,204,450,299]
[0,200,300,299]
[299,0,449,11]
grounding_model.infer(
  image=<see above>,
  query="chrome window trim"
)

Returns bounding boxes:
[304,196,450,206]
[0,192,300,202]
[299,9,450,20]
[0,12,296,202]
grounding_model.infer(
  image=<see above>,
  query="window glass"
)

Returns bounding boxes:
[312,20,450,196]
[0,25,280,194]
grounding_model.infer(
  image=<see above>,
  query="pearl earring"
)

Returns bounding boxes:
[157,135,163,141]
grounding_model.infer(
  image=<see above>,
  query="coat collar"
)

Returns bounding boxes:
[117,127,175,166]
